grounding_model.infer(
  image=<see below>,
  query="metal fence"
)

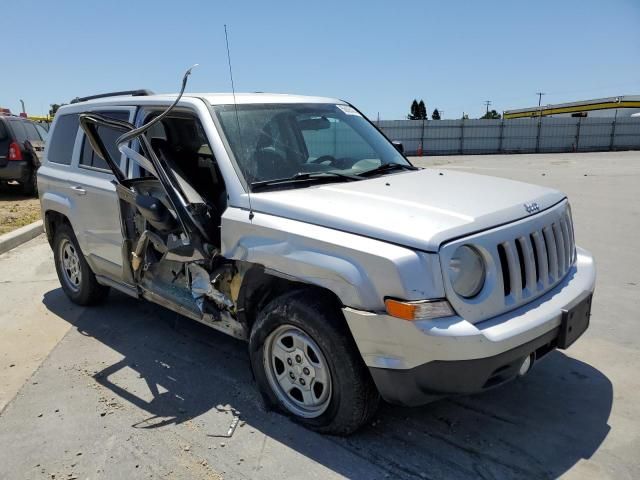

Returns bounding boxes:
[374,117,640,156]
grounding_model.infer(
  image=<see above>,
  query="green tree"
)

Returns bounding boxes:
[408,99,428,120]
[49,103,65,118]
[418,100,427,120]
[408,99,419,120]
[481,109,501,119]
[432,108,441,120]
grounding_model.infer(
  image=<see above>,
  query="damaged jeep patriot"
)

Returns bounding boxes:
[38,70,596,435]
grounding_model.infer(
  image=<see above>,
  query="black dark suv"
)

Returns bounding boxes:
[0,114,47,195]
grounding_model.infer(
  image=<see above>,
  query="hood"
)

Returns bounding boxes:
[249,169,565,252]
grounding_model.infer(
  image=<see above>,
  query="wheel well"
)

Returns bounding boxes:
[237,266,344,331]
[44,210,71,246]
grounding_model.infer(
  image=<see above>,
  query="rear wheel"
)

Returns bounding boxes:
[53,223,109,305]
[21,170,37,196]
[249,290,379,435]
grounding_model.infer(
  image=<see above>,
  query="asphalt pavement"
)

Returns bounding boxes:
[0,151,638,479]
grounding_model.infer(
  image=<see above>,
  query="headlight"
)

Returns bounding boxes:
[449,245,485,298]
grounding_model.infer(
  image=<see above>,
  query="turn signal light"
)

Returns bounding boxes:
[385,298,455,321]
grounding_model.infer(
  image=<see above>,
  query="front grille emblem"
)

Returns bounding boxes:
[524,202,540,214]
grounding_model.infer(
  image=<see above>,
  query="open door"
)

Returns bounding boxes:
[78,68,244,339]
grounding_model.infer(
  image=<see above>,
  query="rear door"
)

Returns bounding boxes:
[72,108,135,280]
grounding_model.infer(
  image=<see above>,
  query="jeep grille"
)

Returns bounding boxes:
[496,207,575,304]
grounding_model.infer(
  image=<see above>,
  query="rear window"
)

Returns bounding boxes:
[8,120,27,143]
[79,111,129,170]
[22,121,42,141]
[47,114,80,165]
[6,120,41,143]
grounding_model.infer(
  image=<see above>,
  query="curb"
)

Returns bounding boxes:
[0,220,44,256]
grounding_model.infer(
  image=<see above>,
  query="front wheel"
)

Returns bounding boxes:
[249,290,379,435]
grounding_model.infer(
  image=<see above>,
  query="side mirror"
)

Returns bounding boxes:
[392,141,404,154]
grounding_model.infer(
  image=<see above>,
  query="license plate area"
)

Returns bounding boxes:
[558,294,592,349]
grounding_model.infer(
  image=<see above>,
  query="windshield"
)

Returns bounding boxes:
[212,103,409,188]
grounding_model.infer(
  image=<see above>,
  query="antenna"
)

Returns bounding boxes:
[116,64,198,147]
[224,24,252,218]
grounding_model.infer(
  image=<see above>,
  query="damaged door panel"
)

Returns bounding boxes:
[78,69,248,340]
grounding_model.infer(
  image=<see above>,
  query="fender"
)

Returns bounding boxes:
[221,207,446,311]
[40,191,82,244]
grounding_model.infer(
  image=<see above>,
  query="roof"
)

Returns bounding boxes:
[64,92,344,109]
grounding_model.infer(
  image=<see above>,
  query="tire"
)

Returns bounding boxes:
[53,223,109,305]
[21,170,37,196]
[249,290,380,435]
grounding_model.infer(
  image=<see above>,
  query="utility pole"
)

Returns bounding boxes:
[536,92,545,117]
[484,100,491,115]
[535,92,545,152]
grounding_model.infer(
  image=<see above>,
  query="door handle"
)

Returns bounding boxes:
[70,185,87,195]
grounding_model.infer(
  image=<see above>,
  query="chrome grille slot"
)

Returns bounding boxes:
[519,236,537,292]
[531,230,549,287]
[501,240,523,301]
[553,222,566,274]
[496,206,575,305]
[543,226,559,281]
[529,233,541,284]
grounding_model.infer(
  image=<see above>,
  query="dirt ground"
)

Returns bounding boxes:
[0,183,41,234]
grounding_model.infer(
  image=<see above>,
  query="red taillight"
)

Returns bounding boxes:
[8,142,23,161]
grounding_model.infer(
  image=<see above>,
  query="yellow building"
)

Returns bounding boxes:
[504,95,640,119]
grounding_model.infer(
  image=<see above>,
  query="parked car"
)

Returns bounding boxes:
[0,114,46,194]
[37,75,596,435]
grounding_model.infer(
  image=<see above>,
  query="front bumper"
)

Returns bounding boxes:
[0,161,30,182]
[343,247,596,406]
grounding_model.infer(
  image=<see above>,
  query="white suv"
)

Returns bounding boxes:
[38,73,595,435]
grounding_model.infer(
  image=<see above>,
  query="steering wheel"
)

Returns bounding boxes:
[309,155,337,166]
[254,148,300,180]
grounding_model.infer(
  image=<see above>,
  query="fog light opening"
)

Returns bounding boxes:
[518,354,534,376]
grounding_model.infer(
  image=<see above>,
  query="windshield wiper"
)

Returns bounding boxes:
[357,162,419,178]
[251,171,361,191]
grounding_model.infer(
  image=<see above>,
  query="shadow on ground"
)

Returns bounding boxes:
[0,181,34,199]
[43,288,611,479]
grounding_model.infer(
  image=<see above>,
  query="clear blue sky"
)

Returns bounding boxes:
[2,0,639,119]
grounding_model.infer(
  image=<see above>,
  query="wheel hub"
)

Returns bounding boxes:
[59,239,82,292]
[263,325,332,418]
[285,347,316,389]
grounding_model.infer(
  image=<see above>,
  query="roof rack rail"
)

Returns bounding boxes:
[70,89,155,104]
